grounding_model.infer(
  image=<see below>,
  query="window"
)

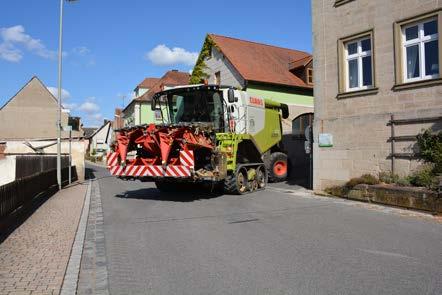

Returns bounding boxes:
[338,30,376,97]
[394,10,442,89]
[345,37,373,91]
[402,18,439,82]
[214,71,221,85]
[307,68,313,85]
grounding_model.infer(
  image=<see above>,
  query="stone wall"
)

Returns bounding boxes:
[312,0,442,191]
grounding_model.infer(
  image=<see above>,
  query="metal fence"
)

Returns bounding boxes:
[0,166,77,221]
[388,115,442,175]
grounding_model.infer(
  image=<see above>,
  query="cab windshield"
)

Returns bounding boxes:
[165,90,224,130]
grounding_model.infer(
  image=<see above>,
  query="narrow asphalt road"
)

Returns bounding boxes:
[86,164,442,295]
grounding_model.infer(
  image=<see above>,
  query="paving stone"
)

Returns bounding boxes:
[0,183,87,295]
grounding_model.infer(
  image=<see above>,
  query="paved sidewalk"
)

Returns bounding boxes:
[0,182,88,295]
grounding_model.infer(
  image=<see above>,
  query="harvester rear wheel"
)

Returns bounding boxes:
[268,152,288,183]
[256,165,267,189]
[224,168,248,195]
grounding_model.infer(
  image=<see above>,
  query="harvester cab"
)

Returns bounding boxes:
[108,84,289,194]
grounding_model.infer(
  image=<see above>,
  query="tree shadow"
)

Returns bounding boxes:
[115,185,224,202]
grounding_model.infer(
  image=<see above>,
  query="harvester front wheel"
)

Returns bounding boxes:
[268,152,288,183]
[224,168,248,195]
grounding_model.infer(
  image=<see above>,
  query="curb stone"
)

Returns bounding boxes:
[60,180,92,295]
[77,179,110,295]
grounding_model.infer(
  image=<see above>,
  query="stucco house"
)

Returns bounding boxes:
[190,34,314,133]
[133,78,160,98]
[0,76,86,180]
[122,70,190,127]
[0,76,83,139]
[87,120,113,156]
[312,0,442,190]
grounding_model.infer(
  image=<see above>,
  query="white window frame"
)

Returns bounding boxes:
[345,37,373,91]
[402,17,439,83]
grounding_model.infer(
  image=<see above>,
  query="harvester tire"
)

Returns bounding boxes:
[224,168,248,195]
[268,152,288,183]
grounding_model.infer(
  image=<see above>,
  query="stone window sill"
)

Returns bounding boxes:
[336,87,379,99]
[392,78,442,91]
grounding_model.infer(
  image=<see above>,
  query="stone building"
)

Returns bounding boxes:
[312,0,442,190]
[0,76,83,139]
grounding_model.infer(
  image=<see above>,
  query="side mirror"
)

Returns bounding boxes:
[281,103,289,119]
[227,88,235,103]
[151,98,156,111]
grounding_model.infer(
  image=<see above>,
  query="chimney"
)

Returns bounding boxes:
[114,108,124,129]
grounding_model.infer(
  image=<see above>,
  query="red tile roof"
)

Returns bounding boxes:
[289,56,313,71]
[209,34,312,89]
[138,70,190,101]
[137,77,160,89]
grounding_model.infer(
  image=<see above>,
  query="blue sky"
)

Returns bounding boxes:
[0,0,312,127]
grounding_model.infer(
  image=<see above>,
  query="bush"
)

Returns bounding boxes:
[345,174,379,189]
[416,129,442,174]
[408,164,438,190]
[395,177,411,187]
[378,172,399,184]
[324,174,380,198]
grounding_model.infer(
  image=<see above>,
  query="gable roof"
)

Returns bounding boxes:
[138,70,190,101]
[0,76,66,111]
[88,120,111,139]
[83,127,97,138]
[136,77,160,90]
[208,34,312,89]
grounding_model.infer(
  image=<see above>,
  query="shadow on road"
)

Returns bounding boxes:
[85,167,114,182]
[116,186,223,202]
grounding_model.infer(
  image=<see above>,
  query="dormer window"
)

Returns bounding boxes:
[307,68,313,85]
[289,56,313,86]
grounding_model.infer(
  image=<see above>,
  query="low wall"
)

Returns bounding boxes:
[0,166,77,227]
[348,184,441,214]
[3,140,86,181]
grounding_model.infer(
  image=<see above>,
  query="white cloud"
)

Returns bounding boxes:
[0,25,57,62]
[83,113,104,127]
[78,101,100,113]
[145,44,198,66]
[0,42,22,62]
[47,86,71,100]
[63,102,78,111]
[72,46,90,56]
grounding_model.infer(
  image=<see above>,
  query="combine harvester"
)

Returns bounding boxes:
[107,85,289,194]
